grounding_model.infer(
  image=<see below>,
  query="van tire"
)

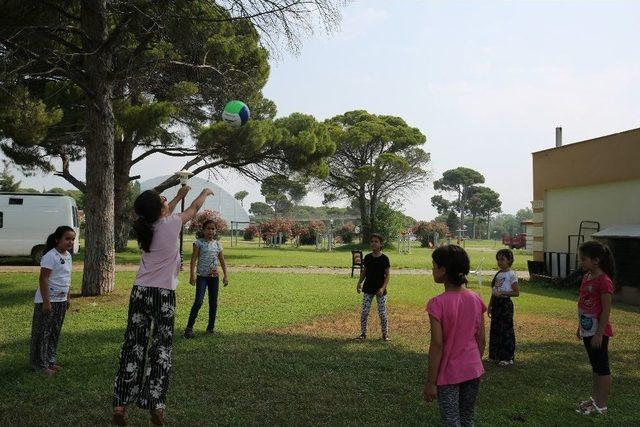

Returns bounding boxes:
[31,245,45,265]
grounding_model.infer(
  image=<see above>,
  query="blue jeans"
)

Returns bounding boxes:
[186,276,219,330]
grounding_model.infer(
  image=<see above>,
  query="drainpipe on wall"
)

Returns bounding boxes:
[555,127,563,147]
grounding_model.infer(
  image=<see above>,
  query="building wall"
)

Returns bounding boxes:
[531,128,640,261]
[543,179,640,254]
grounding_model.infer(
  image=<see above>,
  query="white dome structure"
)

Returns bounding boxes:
[140,175,250,224]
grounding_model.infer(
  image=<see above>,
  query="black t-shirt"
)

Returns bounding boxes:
[362,253,390,295]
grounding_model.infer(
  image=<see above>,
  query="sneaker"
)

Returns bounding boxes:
[183,328,195,339]
[498,360,514,366]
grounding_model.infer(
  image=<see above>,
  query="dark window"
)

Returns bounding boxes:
[8,198,23,205]
[0,212,3,228]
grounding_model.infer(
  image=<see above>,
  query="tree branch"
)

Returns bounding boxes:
[54,154,87,192]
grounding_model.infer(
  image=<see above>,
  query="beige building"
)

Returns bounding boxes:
[530,127,640,276]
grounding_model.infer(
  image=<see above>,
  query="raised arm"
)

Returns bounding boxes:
[167,186,191,215]
[179,188,214,224]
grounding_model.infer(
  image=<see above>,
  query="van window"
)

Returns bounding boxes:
[0,212,3,228]
[8,198,23,205]
[72,206,79,228]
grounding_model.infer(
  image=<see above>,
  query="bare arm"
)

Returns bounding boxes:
[424,315,443,402]
[167,186,190,215]
[378,267,390,296]
[476,314,486,357]
[356,266,366,292]
[39,268,52,314]
[179,188,213,224]
[500,281,520,297]
[218,251,228,285]
[591,293,612,348]
[189,243,199,284]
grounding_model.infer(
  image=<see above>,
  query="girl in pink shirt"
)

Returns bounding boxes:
[113,186,213,426]
[424,245,486,426]
[575,240,615,416]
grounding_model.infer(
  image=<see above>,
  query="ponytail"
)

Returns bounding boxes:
[432,245,471,287]
[44,226,75,255]
[579,240,616,279]
[133,190,164,252]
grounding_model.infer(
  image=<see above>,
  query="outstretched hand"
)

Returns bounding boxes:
[177,185,191,199]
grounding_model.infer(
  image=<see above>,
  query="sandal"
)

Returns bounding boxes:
[382,335,391,342]
[112,407,128,426]
[150,408,164,425]
[576,401,607,416]
[355,334,367,340]
[43,368,56,376]
[49,363,63,371]
[577,397,594,410]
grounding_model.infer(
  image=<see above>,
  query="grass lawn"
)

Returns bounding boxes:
[0,238,532,271]
[1,271,638,425]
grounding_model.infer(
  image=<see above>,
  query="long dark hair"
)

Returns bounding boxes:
[432,244,470,287]
[196,219,215,239]
[44,226,75,255]
[132,190,164,252]
[579,240,616,279]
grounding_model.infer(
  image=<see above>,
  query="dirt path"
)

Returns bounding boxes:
[0,264,530,278]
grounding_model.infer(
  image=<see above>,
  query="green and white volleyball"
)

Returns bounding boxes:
[221,100,250,127]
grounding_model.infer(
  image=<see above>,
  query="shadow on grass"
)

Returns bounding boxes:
[2,325,639,426]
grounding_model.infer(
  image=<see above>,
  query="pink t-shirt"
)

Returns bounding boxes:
[134,213,182,290]
[427,290,487,386]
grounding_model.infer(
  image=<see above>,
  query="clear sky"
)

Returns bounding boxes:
[10,0,640,220]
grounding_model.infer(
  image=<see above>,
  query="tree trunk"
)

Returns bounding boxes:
[114,140,135,252]
[358,191,370,244]
[80,0,115,296]
[472,213,477,239]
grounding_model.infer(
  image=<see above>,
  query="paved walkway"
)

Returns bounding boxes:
[0,264,530,279]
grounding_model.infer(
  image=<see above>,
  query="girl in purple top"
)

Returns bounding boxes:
[424,245,486,427]
[112,186,213,426]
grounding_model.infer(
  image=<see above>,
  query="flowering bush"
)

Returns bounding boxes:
[258,218,293,243]
[243,225,259,241]
[337,222,356,244]
[296,220,326,245]
[411,220,449,247]
[188,210,228,236]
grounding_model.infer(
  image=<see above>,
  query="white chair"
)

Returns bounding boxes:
[468,259,484,288]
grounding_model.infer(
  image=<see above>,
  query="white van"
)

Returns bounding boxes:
[0,192,80,264]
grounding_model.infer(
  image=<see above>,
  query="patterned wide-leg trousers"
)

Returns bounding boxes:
[113,286,176,410]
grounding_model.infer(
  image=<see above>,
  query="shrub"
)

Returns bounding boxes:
[411,220,449,247]
[258,218,293,244]
[296,220,326,245]
[338,222,356,244]
[243,225,259,241]
[188,210,228,237]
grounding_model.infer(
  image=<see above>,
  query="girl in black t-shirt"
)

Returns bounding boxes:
[356,233,391,341]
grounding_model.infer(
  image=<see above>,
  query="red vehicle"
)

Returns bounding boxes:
[502,233,527,249]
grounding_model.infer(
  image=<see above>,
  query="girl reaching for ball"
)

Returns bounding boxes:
[183,219,229,339]
[423,245,486,427]
[112,186,213,426]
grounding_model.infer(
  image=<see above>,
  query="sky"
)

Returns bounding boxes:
[9,0,640,221]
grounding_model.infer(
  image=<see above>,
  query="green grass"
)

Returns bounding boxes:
[1,271,638,425]
[0,238,532,270]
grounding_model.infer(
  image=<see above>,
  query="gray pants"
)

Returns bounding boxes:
[437,378,480,427]
[29,302,67,371]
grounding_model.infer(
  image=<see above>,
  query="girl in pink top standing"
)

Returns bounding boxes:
[112,186,213,426]
[424,245,486,427]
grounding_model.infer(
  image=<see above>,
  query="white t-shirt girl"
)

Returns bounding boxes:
[34,249,72,303]
[492,270,518,296]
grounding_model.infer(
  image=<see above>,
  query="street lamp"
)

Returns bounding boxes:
[175,169,193,268]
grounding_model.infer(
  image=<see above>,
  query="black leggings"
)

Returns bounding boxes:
[583,336,610,376]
